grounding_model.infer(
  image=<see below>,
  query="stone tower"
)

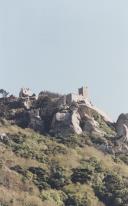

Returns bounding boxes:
[78,86,88,99]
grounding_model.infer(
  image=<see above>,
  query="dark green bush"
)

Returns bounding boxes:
[48,165,70,189]
[28,167,50,190]
[65,194,89,206]
[94,172,128,206]
[71,167,93,184]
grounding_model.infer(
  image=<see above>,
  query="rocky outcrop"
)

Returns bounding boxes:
[50,111,76,137]
[49,103,106,137]
[81,114,101,134]
[15,110,30,128]
[28,109,45,133]
[0,87,114,138]
[0,93,109,137]
[116,113,128,137]
[71,110,82,135]
[50,103,82,137]
[113,114,128,153]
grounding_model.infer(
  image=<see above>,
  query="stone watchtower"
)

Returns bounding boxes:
[78,86,88,99]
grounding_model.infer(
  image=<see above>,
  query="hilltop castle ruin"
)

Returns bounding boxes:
[0,86,92,111]
[58,86,90,106]
[0,85,113,137]
[66,86,89,104]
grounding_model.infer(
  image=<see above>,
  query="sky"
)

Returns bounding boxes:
[0,0,128,120]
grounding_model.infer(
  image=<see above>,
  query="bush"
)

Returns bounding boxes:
[48,165,70,189]
[94,172,128,206]
[28,167,50,190]
[71,157,104,184]
[65,193,89,206]
[71,167,94,184]
[41,189,66,206]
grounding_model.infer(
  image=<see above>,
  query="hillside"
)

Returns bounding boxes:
[0,87,128,206]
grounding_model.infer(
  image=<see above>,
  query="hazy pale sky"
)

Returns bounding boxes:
[0,0,128,120]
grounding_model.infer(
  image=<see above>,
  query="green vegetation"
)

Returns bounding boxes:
[0,124,128,206]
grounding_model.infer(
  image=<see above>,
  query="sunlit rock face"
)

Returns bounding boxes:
[116,113,128,137]
[50,105,82,137]
[0,86,114,137]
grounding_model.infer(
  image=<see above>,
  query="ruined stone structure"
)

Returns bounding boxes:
[78,86,88,98]
[58,86,89,106]
[66,93,81,105]
[19,88,33,98]
[39,91,61,99]
[57,95,67,106]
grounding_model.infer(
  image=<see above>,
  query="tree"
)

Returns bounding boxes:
[0,89,9,98]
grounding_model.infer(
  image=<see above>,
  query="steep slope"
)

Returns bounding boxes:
[0,121,128,206]
[0,88,128,206]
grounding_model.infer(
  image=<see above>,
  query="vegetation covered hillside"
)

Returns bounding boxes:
[0,120,128,206]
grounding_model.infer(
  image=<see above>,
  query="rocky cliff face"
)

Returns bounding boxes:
[1,88,128,154]
[0,91,112,137]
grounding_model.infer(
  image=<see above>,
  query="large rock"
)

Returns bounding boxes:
[14,109,44,133]
[50,105,82,137]
[71,110,82,135]
[50,103,106,137]
[116,113,128,137]
[28,109,44,133]
[78,104,104,135]
[50,111,73,137]
[81,114,101,134]
[15,110,30,128]
[112,113,128,153]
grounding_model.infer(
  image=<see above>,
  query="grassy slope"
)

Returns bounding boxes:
[0,124,128,206]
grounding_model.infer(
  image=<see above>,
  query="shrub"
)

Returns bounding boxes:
[48,165,70,189]
[71,167,94,184]
[71,157,104,184]
[94,171,128,206]
[65,193,89,206]
[28,167,50,190]
[41,189,66,206]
